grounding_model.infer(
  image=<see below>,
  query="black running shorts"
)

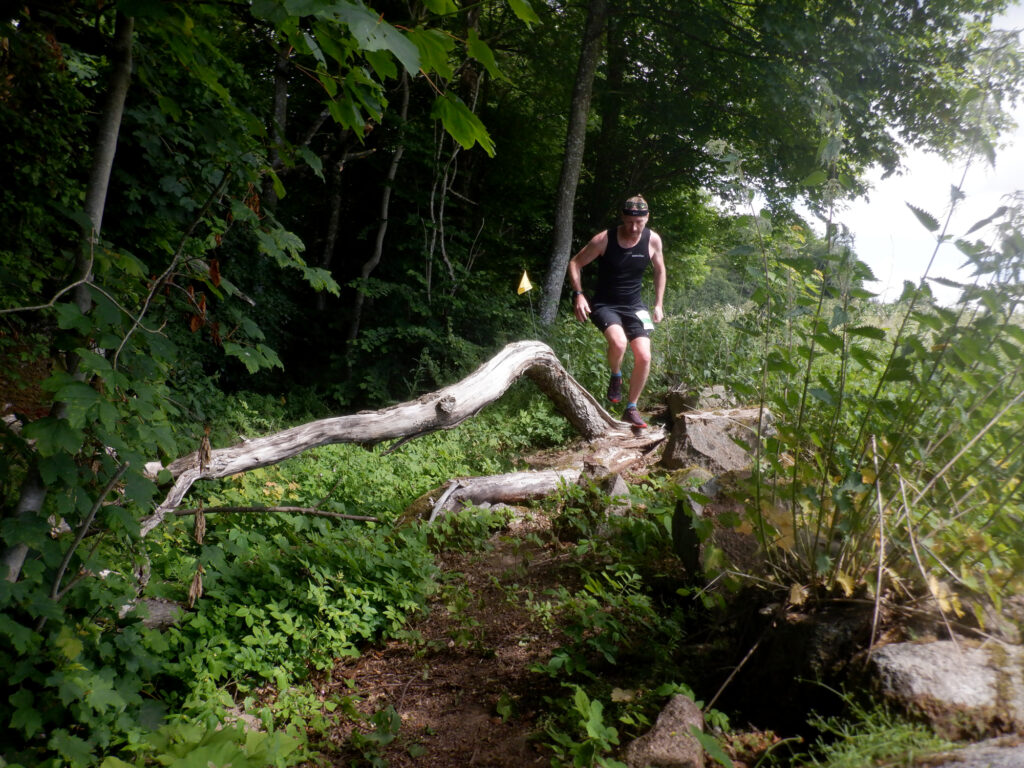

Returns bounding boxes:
[589,305,654,341]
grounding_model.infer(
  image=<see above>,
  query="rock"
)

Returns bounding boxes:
[694,385,735,411]
[977,594,1024,644]
[668,468,717,575]
[661,407,773,472]
[870,640,1024,738]
[666,385,736,420]
[666,385,699,420]
[623,694,705,768]
[578,459,632,516]
[923,737,1024,768]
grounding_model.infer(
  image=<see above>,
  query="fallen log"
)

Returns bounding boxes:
[140,340,660,536]
[404,469,584,523]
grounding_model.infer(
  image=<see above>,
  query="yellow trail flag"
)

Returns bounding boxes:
[517,270,533,294]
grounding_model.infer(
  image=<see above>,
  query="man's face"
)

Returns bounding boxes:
[621,214,648,237]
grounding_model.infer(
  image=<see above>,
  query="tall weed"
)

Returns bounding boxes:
[708,140,1024,622]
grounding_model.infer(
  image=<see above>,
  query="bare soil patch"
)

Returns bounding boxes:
[315,512,581,767]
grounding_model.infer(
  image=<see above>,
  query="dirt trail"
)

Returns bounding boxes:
[319,514,576,767]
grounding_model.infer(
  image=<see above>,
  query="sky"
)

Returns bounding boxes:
[830,4,1024,305]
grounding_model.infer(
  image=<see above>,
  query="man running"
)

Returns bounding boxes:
[567,195,666,428]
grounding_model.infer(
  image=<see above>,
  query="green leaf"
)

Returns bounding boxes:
[74,347,113,375]
[23,417,84,457]
[10,688,43,738]
[906,203,940,233]
[55,302,93,334]
[329,89,365,130]
[56,626,85,660]
[302,29,327,66]
[467,28,503,81]
[49,728,95,766]
[1,619,38,653]
[847,325,887,340]
[828,305,849,329]
[123,471,157,509]
[407,28,455,79]
[809,387,835,405]
[849,346,881,368]
[297,144,324,179]
[313,19,354,66]
[363,48,398,80]
[422,0,457,12]
[964,206,1007,235]
[802,169,828,187]
[53,381,102,427]
[39,453,78,485]
[506,0,540,25]
[690,726,734,767]
[431,93,495,156]
[283,0,324,14]
[330,2,421,73]
[86,678,127,714]
[269,168,286,200]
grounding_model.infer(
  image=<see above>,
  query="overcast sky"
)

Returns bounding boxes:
[834,4,1024,304]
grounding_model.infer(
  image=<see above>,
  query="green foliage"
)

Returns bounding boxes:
[347,706,403,768]
[429,505,511,553]
[654,307,755,392]
[154,517,438,710]
[545,686,626,768]
[525,484,744,766]
[784,690,953,768]
[3,0,1024,764]
[702,143,1024,620]
[99,721,301,768]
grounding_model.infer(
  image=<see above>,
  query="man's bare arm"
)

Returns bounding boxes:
[649,232,666,323]
[567,231,607,321]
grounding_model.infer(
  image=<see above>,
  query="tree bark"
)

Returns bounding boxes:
[141,340,650,536]
[538,0,608,325]
[347,71,410,342]
[422,469,582,521]
[4,13,134,583]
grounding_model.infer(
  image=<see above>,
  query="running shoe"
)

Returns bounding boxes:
[622,406,647,428]
[607,374,623,403]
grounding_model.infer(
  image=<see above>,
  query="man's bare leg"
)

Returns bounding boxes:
[603,325,628,403]
[627,336,652,405]
[604,325,627,372]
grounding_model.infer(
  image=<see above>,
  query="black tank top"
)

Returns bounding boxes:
[594,227,652,306]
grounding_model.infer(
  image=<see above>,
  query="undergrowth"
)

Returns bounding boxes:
[787,689,955,767]
[0,386,568,767]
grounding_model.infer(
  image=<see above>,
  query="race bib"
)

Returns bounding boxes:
[636,309,655,331]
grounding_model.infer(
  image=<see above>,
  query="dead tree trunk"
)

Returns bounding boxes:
[141,341,651,536]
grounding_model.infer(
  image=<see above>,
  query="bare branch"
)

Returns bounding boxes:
[51,462,130,603]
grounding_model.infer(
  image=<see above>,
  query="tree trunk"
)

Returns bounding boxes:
[538,0,608,326]
[346,71,410,343]
[4,13,134,582]
[140,340,654,536]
